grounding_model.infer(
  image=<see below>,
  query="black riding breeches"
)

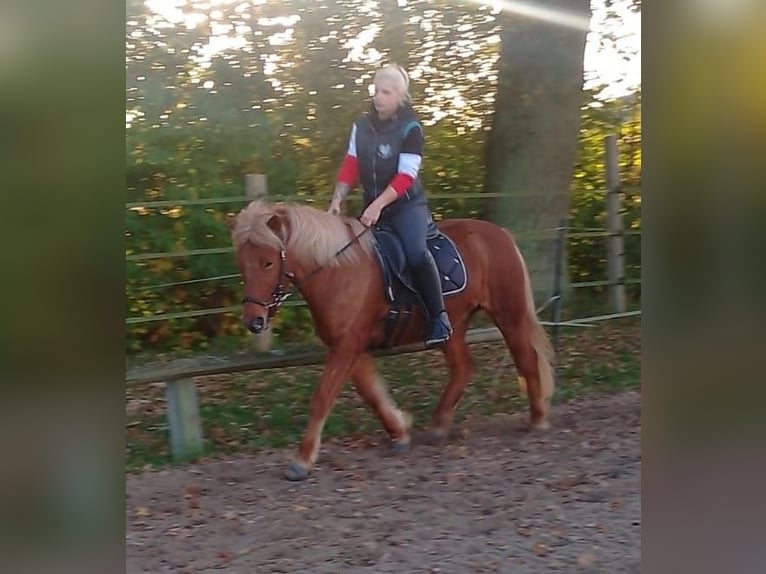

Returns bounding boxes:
[379,202,432,268]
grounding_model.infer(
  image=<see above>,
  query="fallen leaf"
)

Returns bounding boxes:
[184,484,201,496]
[135,506,150,518]
[577,553,596,567]
[533,542,548,556]
[184,483,201,509]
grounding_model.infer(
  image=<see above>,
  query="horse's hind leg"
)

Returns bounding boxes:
[431,325,473,440]
[351,354,412,452]
[495,320,550,430]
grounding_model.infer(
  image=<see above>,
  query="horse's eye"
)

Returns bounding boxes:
[263,261,274,269]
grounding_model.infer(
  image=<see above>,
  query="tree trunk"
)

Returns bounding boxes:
[484,0,591,301]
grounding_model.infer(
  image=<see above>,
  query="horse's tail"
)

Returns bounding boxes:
[513,239,556,403]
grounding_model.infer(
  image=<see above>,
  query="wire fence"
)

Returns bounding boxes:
[125,186,641,462]
[126,222,641,326]
[125,226,641,264]
[125,189,566,211]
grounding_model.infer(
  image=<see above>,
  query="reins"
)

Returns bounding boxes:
[290,222,373,288]
[241,221,372,317]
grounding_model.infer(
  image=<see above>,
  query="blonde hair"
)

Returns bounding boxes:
[374,63,411,102]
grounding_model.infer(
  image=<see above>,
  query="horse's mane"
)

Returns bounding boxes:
[230,200,376,267]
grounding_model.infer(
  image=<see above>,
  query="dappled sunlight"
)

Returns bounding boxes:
[472,0,590,30]
[125,0,641,359]
[128,0,640,130]
[343,23,383,64]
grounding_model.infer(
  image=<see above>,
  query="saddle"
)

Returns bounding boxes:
[371,226,467,348]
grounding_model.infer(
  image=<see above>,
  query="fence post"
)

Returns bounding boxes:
[605,135,626,313]
[165,378,203,462]
[550,220,565,357]
[245,173,273,352]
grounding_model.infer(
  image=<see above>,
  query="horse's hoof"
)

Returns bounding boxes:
[530,419,551,432]
[428,427,449,444]
[391,439,410,454]
[284,461,311,481]
[402,411,413,431]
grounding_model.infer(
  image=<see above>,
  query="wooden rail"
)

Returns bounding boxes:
[127,326,506,461]
[126,309,641,462]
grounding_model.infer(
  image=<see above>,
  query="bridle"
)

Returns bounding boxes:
[241,249,294,320]
[241,223,372,322]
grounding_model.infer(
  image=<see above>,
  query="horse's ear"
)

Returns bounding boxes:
[226,213,237,231]
[266,213,287,240]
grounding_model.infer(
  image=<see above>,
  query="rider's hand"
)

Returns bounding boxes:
[360,203,382,227]
[328,200,341,216]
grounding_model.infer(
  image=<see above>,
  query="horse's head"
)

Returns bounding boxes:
[229,199,377,334]
[228,209,292,335]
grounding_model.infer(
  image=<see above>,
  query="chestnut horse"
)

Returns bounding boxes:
[228,200,554,481]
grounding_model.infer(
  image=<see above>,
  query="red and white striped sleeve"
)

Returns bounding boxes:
[336,123,358,187]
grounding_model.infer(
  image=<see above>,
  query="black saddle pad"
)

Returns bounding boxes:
[372,227,467,307]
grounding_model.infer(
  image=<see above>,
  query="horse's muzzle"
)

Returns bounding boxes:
[246,316,266,334]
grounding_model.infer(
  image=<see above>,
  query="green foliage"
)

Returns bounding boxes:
[569,89,642,300]
[125,1,641,356]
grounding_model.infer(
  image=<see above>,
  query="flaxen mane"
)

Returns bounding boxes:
[231,200,376,267]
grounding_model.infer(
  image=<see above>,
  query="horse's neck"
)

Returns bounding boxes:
[290,250,375,309]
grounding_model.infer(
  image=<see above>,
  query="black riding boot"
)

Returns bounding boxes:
[411,251,453,347]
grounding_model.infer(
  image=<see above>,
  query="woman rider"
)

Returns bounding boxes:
[328,64,452,347]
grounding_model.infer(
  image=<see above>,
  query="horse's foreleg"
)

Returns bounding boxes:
[351,354,412,452]
[286,349,359,481]
[431,327,473,440]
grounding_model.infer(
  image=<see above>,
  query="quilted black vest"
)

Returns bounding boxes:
[353,104,426,212]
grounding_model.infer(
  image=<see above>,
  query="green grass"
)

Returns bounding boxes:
[126,316,640,471]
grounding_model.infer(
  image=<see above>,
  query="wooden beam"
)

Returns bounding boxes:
[126,327,506,386]
[605,135,626,313]
[244,172,273,353]
[165,378,203,461]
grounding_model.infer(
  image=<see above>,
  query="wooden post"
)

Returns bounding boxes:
[245,173,268,200]
[165,379,203,461]
[245,173,273,352]
[550,220,566,355]
[547,220,566,390]
[605,135,626,313]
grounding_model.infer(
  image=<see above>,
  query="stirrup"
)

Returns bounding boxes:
[425,333,450,347]
[425,313,452,347]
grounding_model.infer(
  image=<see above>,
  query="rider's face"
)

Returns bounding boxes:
[373,78,402,120]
